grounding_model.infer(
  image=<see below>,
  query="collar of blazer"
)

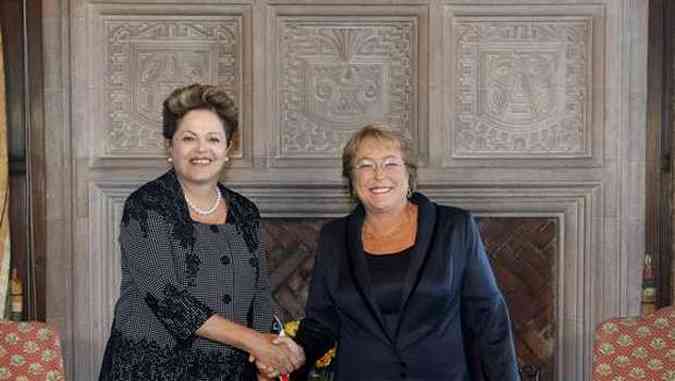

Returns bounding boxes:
[346,192,438,345]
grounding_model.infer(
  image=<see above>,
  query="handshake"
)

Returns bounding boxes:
[247,317,306,381]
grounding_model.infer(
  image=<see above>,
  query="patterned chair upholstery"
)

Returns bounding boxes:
[0,321,65,380]
[592,306,675,381]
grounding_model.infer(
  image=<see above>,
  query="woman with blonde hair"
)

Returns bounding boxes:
[293,124,520,380]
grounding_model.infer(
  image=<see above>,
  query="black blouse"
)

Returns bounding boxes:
[365,248,412,336]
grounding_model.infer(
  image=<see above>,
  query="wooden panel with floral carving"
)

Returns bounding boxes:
[448,16,593,160]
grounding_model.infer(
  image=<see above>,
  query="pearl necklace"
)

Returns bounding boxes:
[184,189,222,216]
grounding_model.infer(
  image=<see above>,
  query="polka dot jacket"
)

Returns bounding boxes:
[99,169,274,381]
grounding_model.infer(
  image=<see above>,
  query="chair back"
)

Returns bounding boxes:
[0,320,65,380]
[592,306,675,380]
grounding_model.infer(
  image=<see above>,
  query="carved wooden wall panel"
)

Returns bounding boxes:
[268,6,428,167]
[88,4,252,167]
[454,20,589,154]
[105,21,240,154]
[443,5,604,167]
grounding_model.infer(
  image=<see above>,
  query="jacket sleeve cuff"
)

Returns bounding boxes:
[291,318,336,380]
[144,283,215,344]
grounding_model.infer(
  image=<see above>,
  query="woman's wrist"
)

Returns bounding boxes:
[197,314,263,353]
[238,329,266,354]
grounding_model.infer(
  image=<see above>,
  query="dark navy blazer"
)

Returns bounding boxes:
[301,193,520,381]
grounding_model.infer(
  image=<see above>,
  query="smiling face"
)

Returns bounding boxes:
[352,136,409,216]
[168,109,230,187]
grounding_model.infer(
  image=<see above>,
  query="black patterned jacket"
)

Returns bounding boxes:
[99,169,274,381]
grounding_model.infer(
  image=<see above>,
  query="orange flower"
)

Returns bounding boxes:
[315,347,336,368]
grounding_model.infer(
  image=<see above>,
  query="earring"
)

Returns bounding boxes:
[407,187,413,199]
[224,156,230,163]
[167,157,173,163]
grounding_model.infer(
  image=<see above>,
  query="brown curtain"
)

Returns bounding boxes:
[0,29,11,319]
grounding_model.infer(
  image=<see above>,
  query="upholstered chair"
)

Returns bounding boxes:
[0,321,65,380]
[592,306,674,381]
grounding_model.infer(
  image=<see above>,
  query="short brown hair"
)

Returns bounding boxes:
[162,83,238,146]
[342,124,417,200]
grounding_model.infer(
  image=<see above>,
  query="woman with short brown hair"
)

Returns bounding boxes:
[100,84,304,381]
[294,124,519,381]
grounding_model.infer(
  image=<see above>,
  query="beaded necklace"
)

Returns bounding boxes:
[184,189,221,216]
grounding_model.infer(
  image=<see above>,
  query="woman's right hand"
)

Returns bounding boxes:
[256,371,274,381]
[196,315,303,377]
[251,335,305,379]
[250,356,278,379]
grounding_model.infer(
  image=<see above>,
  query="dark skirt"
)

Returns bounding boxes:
[99,328,257,381]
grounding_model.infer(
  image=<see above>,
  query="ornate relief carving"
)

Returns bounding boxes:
[105,20,241,155]
[453,19,591,156]
[277,19,417,157]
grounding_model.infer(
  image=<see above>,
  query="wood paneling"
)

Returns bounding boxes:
[646,0,673,308]
[668,0,675,306]
[25,0,47,320]
[0,0,47,320]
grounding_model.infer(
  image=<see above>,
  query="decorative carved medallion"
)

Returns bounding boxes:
[105,20,241,156]
[277,18,417,157]
[453,19,592,156]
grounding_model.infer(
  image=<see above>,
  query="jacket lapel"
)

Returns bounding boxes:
[394,193,437,339]
[346,206,394,345]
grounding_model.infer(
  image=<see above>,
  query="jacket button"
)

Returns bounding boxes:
[222,294,232,304]
[220,256,231,265]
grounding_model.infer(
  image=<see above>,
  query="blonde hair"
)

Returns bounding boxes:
[342,124,417,200]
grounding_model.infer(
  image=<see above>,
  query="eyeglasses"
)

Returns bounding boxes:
[353,158,406,174]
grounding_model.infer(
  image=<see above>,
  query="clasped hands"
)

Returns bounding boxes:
[248,333,305,380]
